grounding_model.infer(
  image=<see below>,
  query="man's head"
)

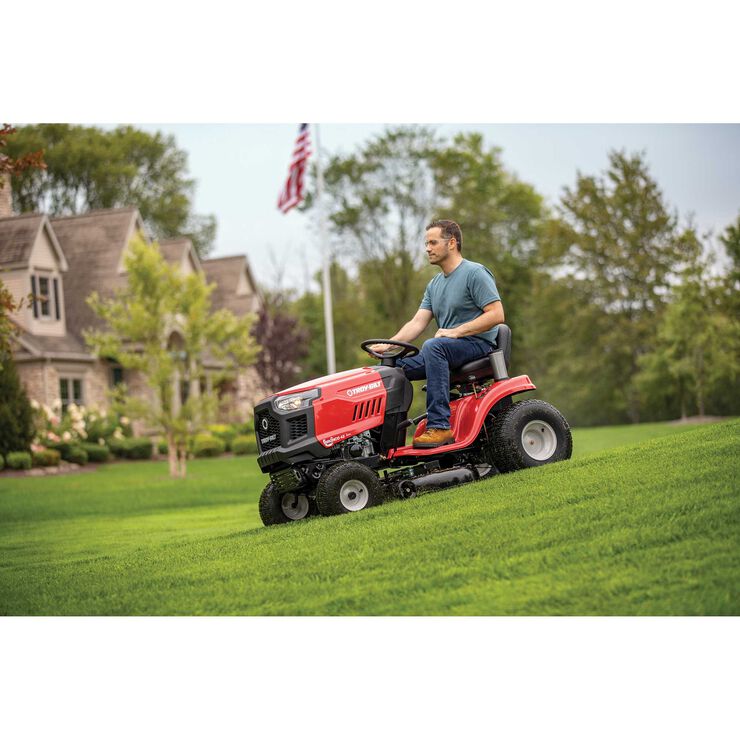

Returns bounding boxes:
[425,219,463,267]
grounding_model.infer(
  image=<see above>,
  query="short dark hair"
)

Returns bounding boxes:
[426,219,463,253]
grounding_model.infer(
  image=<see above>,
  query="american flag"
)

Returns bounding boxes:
[278,123,312,213]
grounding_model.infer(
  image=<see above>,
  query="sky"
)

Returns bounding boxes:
[124,123,740,291]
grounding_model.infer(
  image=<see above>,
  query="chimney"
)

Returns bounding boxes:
[0,174,14,218]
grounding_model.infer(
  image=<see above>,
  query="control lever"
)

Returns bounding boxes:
[397,412,428,431]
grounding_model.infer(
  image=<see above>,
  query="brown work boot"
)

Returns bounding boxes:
[413,427,456,449]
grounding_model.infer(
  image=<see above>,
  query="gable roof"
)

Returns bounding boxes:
[159,237,202,273]
[202,255,262,317]
[49,207,146,343]
[0,213,68,270]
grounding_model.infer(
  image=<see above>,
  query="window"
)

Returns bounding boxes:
[38,277,51,317]
[60,378,83,413]
[110,366,125,388]
[31,274,61,320]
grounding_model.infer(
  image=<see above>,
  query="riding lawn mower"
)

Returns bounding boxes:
[253,324,572,526]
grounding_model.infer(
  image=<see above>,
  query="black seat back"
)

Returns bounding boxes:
[448,324,513,385]
[496,324,512,369]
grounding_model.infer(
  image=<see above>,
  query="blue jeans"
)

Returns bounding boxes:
[397,336,493,429]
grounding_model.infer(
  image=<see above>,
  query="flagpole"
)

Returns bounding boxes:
[314,124,336,375]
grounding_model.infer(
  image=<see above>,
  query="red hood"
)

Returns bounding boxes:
[276,366,380,396]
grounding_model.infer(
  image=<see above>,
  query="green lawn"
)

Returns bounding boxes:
[0,420,738,615]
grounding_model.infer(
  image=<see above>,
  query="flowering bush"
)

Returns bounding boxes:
[32,400,132,450]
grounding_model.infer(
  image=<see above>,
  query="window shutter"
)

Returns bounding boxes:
[31,275,38,318]
[53,278,60,320]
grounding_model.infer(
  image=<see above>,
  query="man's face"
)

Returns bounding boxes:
[425,227,454,264]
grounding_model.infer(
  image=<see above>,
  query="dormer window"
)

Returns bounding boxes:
[30,274,61,320]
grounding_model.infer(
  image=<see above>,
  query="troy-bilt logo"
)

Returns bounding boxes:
[346,380,382,397]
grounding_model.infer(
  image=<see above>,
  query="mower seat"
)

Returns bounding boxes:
[449,324,512,385]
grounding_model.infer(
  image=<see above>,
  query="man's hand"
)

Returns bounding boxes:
[435,327,460,339]
[367,343,392,355]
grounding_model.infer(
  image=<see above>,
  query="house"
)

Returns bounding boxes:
[0,190,268,430]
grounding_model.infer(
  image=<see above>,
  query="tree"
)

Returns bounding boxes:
[252,289,310,392]
[314,126,440,329]
[293,263,373,378]
[5,124,216,257]
[636,227,740,419]
[1,125,47,368]
[85,235,259,478]
[536,151,695,423]
[0,352,34,456]
[0,124,46,180]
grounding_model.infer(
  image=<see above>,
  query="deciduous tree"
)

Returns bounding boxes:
[85,235,259,477]
[5,124,216,257]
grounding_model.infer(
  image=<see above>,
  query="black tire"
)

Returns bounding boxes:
[315,461,382,516]
[490,399,572,474]
[259,483,313,526]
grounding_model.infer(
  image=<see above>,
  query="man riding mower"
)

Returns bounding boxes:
[253,220,572,526]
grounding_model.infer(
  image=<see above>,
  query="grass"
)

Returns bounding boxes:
[0,420,738,615]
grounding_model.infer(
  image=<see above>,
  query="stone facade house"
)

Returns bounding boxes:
[0,201,268,431]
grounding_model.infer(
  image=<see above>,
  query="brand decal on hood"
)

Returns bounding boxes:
[346,380,382,397]
[321,432,353,447]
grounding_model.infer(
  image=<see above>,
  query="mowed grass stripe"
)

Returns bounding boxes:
[0,421,738,615]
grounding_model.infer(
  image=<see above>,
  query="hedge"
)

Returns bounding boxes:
[193,434,226,458]
[6,451,32,470]
[232,435,259,455]
[65,446,88,465]
[32,449,61,467]
[208,424,237,451]
[81,443,111,463]
[109,437,153,460]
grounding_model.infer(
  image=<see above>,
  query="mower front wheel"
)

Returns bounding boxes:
[259,483,315,526]
[316,462,382,516]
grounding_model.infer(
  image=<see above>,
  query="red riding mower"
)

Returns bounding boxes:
[254,325,572,526]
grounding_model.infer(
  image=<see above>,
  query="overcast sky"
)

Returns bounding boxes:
[125,124,740,290]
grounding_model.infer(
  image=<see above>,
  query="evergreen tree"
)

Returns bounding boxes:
[0,352,34,455]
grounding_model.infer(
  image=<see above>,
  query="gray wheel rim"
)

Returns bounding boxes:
[521,420,558,461]
[281,492,310,520]
[339,479,369,511]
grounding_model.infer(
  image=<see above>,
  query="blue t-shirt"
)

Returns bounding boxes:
[419,259,502,346]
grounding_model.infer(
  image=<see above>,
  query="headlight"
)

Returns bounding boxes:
[274,389,319,412]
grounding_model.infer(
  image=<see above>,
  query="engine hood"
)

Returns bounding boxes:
[275,366,381,396]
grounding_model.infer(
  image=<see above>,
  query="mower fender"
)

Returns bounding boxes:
[388,374,536,459]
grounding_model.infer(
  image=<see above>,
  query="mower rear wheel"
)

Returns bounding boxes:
[490,399,572,473]
[259,483,314,526]
[316,462,382,516]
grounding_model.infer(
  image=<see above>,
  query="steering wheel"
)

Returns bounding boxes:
[361,339,420,367]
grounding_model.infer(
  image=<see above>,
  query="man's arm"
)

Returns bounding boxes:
[369,309,433,353]
[435,301,504,339]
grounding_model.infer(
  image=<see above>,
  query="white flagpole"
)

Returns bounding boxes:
[314,124,336,375]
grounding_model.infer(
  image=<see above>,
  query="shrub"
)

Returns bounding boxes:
[0,357,34,456]
[46,441,74,459]
[0,453,4,471]
[110,437,153,460]
[6,451,32,470]
[81,443,111,463]
[232,434,259,455]
[234,419,255,436]
[31,448,61,467]
[193,434,225,458]
[158,441,168,455]
[208,424,237,451]
[64,446,88,465]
